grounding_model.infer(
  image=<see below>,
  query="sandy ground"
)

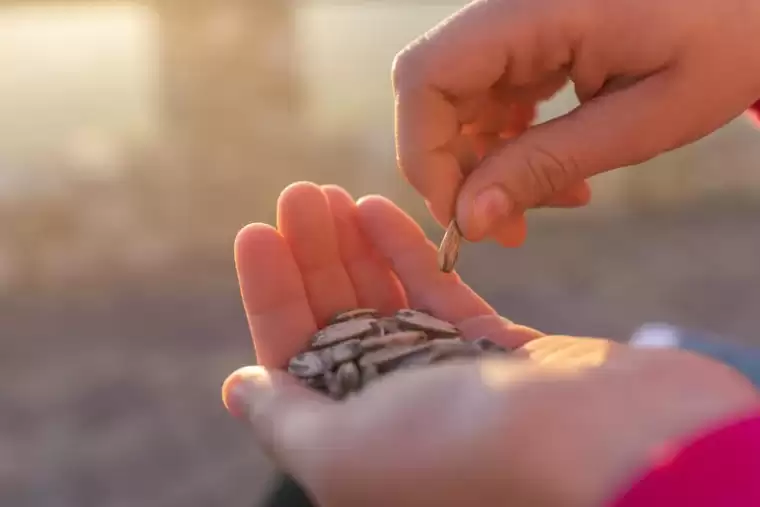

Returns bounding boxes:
[4,205,760,507]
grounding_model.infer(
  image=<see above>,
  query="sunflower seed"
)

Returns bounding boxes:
[324,339,363,364]
[472,337,507,353]
[361,331,427,352]
[286,307,512,400]
[427,339,482,362]
[324,370,342,398]
[336,362,362,395]
[396,309,460,336]
[288,351,327,378]
[393,346,442,369]
[359,343,434,373]
[438,220,462,273]
[329,308,380,325]
[303,375,327,391]
[311,318,376,349]
[372,316,402,336]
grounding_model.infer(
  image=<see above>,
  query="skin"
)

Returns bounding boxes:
[222,182,760,507]
[392,0,760,245]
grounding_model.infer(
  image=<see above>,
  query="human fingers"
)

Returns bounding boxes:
[393,0,587,232]
[456,69,749,240]
[541,181,592,208]
[278,182,359,326]
[222,366,337,484]
[322,185,407,314]
[357,195,541,348]
[489,213,527,248]
[234,224,317,368]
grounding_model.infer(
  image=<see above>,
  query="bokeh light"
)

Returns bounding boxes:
[2,1,760,506]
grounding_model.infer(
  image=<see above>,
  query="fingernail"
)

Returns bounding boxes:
[222,366,268,419]
[471,186,511,238]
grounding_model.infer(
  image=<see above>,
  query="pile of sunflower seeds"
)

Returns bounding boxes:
[288,308,509,400]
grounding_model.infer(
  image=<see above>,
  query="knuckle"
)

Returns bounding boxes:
[391,43,425,92]
[517,144,579,204]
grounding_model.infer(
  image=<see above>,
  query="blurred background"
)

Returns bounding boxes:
[2,1,760,506]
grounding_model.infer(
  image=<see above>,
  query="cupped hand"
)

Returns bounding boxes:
[393,0,760,245]
[224,337,759,507]
[230,180,540,368]
[221,182,759,507]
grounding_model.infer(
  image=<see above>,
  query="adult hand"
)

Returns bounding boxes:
[222,183,759,507]
[393,0,760,245]
[224,336,758,507]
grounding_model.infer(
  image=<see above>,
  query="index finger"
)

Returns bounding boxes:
[393,2,513,224]
[356,195,542,348]
[392,0,579,222]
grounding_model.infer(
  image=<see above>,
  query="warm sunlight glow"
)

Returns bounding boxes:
[520,337,615,368]
[0,3,159,167]
[479,339,614,389]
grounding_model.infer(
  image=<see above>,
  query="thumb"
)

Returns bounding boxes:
[222,366,335,473]
[455,69,719,240]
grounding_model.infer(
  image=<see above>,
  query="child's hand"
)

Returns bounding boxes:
[393,0,760,244]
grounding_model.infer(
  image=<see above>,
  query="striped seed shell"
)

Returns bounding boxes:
[311,318,376,349]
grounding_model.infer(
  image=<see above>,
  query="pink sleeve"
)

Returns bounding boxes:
[610,411,760,507]
[749,100,760,124]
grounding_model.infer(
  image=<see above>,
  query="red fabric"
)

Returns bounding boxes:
[613,106,760,504]
[749,101,760,125]
[610,411,760,507]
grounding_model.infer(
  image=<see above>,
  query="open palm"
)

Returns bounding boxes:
[234,181,542,369]
[224,182,760,507]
